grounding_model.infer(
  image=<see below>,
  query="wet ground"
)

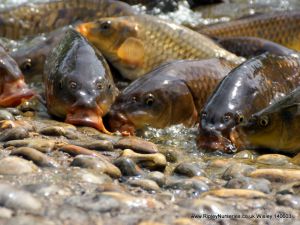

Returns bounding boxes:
[1,0,300,225]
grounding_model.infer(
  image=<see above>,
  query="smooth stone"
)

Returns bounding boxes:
[6,215,54,225]
[173,162,206,177]
[276,194,300,209]
[165,177,209,193]
[5,108,21,116]
[0,110,14,121]
[0,207,12,218]
[291,153,300,165]
[128,178,160,191]
[233,150,256,160]
[59,144,106,158]
[208,158,236,168]
[11,147,59,167]
[70,139,114,152]
[0,127,29,142]
[0,183,42,212]
[201,188,266,198]
[0,156,38,174]
[161,148,181,163]
[114,157,144,176]
[114,136,158,153]
[38,126,66,136]
[4,139,56,153]
[277,182,300,195]
[24,183,69,197]
[256,154,291,165]
[222,163,256,180]
[121,149,166,170]
[146,171,165,187]
[225,177,271,193]
[249,169,300,182]
[71,155,121,178]
[71,169,112,184]
[57,206,94,225]
[77,126,121,142]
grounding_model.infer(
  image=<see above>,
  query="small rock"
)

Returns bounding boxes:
[256,154,291,165]
[71,155,121,178]
[249,169,300,182]
[233,150,256,160]
[114,157,143,176]
[0,110,14,121]
[146,171,165,187]
[121,149,166,170]
[173,162,206,177]
[70,169,112,184]
[70,139,114,151]
[291,153,300,165]
[39,126,66,136]
[24,183,69,197]
[114,136,158,153]
[11,147,59,168]
[59,144,105,158]
[0,207,12,218]
[128,178,160,192]
[165,177,209,193]
[0,183,42,212]
[225,177,271,193]
[277,182,300,195]
[4,139,56,153]
[0,127,29,142]
[0,156,38,174]
[208,158,235,168]
[222,163,256,180]
[277,194,300,209]
[6,215,54,225]
[201,188,266,198]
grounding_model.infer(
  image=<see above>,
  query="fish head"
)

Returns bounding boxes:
[107,73,197,135]
[45,29,118,134]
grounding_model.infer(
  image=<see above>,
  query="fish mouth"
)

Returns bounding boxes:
[197,130,237,153]
[0,77,35,107]
[229,127,249,150]
[107,111,136,136]
[65,106,111,134]
[76,23,93,38]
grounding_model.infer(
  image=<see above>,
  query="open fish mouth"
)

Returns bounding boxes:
[0,77,35,107]
[107,111,136,136]
[65,106,111,134]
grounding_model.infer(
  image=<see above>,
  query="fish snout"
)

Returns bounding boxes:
[107,110,136,136]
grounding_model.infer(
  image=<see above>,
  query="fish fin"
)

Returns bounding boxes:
[117,37,144,68]
[183,108,198,127]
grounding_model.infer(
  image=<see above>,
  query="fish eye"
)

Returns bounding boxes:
[21,59,32,71]
[259,116,269,127]
[145,94,155,106]
[99,21,112,33]
[69,81,78,89]
[236,113,245,124]
[96,82,103,90]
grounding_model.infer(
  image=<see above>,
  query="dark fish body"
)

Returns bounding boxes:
[44,29,118,133]
[77,14,242,80]
[232,86,300,153]
[0,45,34,107]
[199,53,300,152]
[0,0,135,39]
[199,11,300,51]
[107,58,235,134]
[215,36,294,58]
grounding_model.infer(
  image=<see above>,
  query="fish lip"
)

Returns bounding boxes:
[107,111,136,135]
[65,106,111,134]
[229,126,249,150]
[0,77,35,107]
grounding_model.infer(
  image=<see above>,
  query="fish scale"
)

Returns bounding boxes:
[199,11,300,51]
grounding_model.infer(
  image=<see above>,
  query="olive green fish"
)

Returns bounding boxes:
[107,58,235,135]
[231,86,300,153]
[44,29,118,134]
[199,11,300,51]
[77,14,243,80]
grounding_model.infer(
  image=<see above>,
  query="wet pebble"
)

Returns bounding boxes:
[222,163,256,180]
[0,110,14,121]
[5,108,21,116]
[0,156,38,174]
[277,182,300,195]
[276,194,300,209]
[24,183,70,197]
[225,177,272,193]
[114,136,158,153]
[201,188,267,198]
[128,178,160,192]
[249,169,300,182]
[11,147,59,167]
[0,183,42,212]
[4,139,56,153]
[146,171,165,187]
[256,154,291,165]
[114,157,144,176]
[70,169,112,184]
[165,177,209,193]
[0,207,12,218]
[173,162,206,177]
[121,149,166,170]
[0,127,29,142]
[233,150,256,160]
[71,155,121,178]
[39,126,79,139]
[6,215,55,225]
[70,139,114,151]
[59,144,105,158]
